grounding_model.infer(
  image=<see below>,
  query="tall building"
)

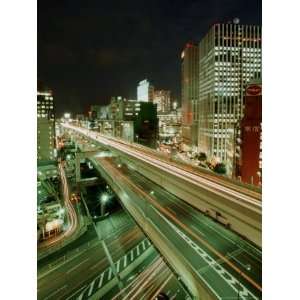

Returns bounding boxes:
[198,23,261,163]
[153,90,171,113]
[96,97,158,148]
[137,79,154,102]
[235,82,262,185]
[37,87,55,161]
[181,42,199,150]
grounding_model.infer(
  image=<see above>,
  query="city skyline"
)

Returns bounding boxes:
[38,0,261,116]
[37,2,262,299]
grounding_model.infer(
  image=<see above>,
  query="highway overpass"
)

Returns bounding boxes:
[63,123,261,247]
[62,123,262,300]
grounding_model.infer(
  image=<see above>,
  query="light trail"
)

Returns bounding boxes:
[39,162,78,249]
[98,157,262,293]
[64,124,261,213]
[112,257,165,300]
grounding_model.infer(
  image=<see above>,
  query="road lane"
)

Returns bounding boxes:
[63,124,261,207]
[127,169,262,284]
[95,157,262,299]
[38,227,145,300]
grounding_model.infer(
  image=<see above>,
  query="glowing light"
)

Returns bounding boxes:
[100,193,109,203]
[64,113,71,119]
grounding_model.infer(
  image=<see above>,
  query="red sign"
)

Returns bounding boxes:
[246,84,262,96]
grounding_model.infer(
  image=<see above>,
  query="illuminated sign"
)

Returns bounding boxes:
[246,84,262,96]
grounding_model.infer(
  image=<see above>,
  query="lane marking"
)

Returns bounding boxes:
[103,157,261,291]
[191,224,205,237]
[107,267,112,281]
[165,191,262,261]
[87,280,95,296]
[116,259,120,273]
[137,244,140,256]
[123,254,127,268]
[130,250,134,261]
[157,209,259,300]
[44,284,68,300]
[66,258,89,274]
[98,272,105,288]
[65,285,87,300]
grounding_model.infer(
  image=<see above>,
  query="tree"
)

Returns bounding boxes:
[214,163,227,174]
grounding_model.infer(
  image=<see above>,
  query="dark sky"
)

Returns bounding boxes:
[38,0,261,116]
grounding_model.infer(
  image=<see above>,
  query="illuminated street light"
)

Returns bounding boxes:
[100,193,110,216]
[101,193,109,203]
[150,190,154,195]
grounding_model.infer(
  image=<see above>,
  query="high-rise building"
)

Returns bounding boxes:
[198,23,261,163]
[235,82,262,185]
[96,97,158,148]
[137,79,154,102]
[153,90,171,113]
[181,42,199,150]
[37,87,55,161]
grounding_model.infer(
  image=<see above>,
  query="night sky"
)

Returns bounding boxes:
[38,0,261,116]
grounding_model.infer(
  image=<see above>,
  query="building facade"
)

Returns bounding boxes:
[181,42,199,150]
[137,79,154,102]
[198,23,261,164]
[94,97,158,148]
[158,109,182,143]
[37,88,55,161]
[235,82,262,185]
[153,90,171,113]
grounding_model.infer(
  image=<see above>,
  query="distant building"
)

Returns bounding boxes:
[153,90,171,113]
[158,109,182,143]
[37,87,55,161]
[198,23,262,164]
[96,97,158,148]
[137,79,154,102]
[181,42,199,150]
[90,105,102,119]
[235,82,262,185]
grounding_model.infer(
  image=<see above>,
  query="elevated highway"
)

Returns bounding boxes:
[63,123,261,247]
[61,124,262,299]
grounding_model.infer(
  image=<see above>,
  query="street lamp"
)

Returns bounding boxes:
[79,192,124,293]
[100,193,109,216]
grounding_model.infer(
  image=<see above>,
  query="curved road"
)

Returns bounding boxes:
[38,162,78,250]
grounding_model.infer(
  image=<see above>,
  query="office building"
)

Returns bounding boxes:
[37,87,55,162]
[96,97,158,148]
[181,42,199,150]
[153,90,171,113]
[158,109,182,143]
[235,82,262,185]
[137,79,154,102]
[198,23,261,163]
